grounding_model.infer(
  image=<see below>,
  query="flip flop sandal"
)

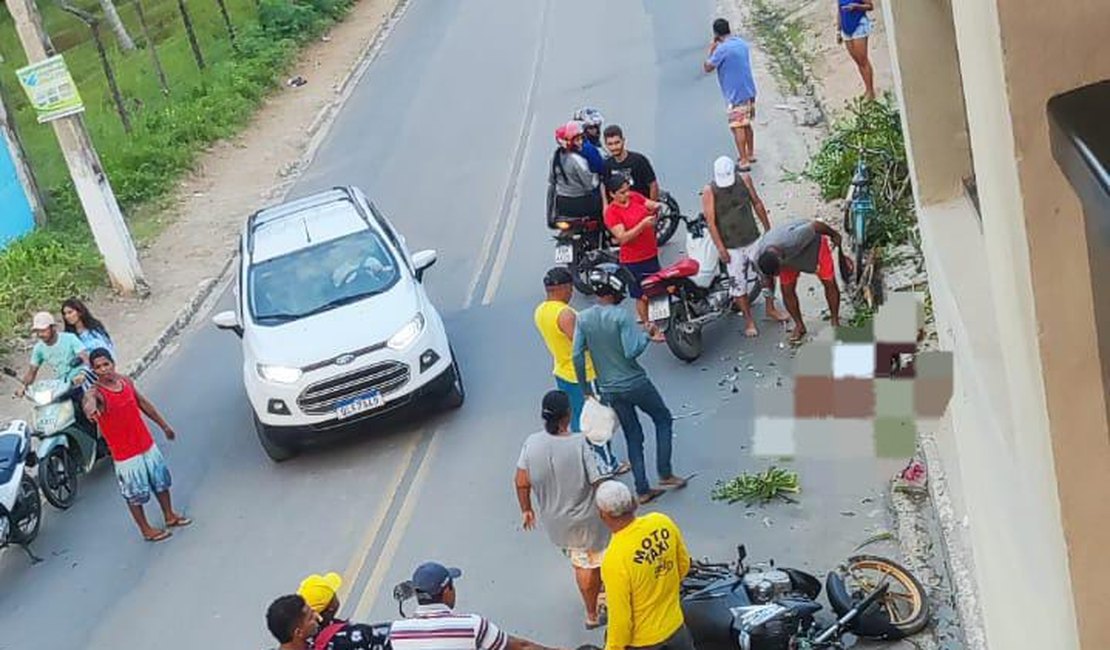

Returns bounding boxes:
[144,530,173,543]
[737,165,752,173]
[167,516,193,528]
[637,489,665,505]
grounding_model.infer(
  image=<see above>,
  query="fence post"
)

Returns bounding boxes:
[176,0,206,70]
[57,2,131,134]
[134,0,170,95]
[213,0,238,52]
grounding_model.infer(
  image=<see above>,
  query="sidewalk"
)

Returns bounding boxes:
[0,0,407,421]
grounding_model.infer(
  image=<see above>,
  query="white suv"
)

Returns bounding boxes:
[212,186,463,461]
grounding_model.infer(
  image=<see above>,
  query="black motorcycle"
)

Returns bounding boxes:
[683,545,929,650]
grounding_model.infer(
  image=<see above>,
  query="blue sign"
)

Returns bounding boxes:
[0,137,34,248]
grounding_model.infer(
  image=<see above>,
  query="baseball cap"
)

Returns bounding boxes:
[31,311,55,331]
[297,572,343,613]
[543,267,574,287]
[714,156,736,188]
[411,562,462,598]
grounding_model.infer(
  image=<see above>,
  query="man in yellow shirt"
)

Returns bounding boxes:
[534,267,627,475]
[595,480,693,650]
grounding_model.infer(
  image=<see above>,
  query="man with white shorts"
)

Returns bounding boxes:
[702,156,788,337]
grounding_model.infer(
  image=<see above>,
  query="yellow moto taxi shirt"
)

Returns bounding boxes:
[602,512,690,650]
[534,300,596,383]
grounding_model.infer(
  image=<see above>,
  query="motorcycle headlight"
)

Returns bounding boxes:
[31,389,54,406]
[387,314,425,350]
[257,364,303,384]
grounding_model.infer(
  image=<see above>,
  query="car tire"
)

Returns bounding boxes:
[253,413,297,463]
[440,351,465,410]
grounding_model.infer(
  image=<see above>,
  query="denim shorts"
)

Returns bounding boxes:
[842,14,872,41]
[114,445,172,505]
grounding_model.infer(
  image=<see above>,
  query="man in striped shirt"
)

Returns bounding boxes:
[389,562,560,650]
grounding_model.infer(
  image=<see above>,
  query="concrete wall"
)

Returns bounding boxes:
[883,0,1110,647]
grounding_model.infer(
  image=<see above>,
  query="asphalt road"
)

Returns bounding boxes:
[0,1,905,648]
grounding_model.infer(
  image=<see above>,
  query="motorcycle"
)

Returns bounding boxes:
[551,192,684,296]
[641,212,759,362]
[2,365,108,510]
[0,419,43,563]
[682,545,929,649]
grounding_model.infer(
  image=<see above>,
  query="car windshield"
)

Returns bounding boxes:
[248,229,400,324]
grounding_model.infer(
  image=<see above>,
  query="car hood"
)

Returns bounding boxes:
[246,282,422,368]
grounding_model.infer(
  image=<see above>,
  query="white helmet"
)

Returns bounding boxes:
[573,107,605,127]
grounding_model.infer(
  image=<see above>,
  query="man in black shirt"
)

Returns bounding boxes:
[603,125,659,201]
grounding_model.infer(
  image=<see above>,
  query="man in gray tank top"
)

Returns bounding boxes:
[702,156,789,337]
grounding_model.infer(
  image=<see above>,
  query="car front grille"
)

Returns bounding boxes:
[296,361,410,415]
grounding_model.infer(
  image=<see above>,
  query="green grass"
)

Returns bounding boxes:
[0,0,356,343]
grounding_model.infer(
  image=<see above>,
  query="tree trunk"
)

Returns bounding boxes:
[97,0,136,51]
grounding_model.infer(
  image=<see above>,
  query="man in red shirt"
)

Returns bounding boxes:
[603,175,667,335]
[83,348,191,542]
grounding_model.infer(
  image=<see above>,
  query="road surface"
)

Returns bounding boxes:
[0,1,905,648]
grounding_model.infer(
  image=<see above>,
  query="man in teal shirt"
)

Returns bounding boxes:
[16,311,90,397]
[572,265,686,504]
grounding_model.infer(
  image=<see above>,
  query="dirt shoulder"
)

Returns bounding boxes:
[0,0,406,419]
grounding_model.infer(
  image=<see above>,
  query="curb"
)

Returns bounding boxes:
[127,0,413,383]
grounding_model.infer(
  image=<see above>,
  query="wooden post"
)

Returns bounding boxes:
[176,0,206,70]
[134,0,170,95]
[4,0,147,294]
[213,0,238,52]
[57,2,131,134]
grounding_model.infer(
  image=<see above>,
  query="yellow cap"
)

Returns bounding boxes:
[297,572,343,613]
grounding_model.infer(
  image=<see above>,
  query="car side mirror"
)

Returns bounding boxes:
[212,310,243,337]
[412,249,438,282]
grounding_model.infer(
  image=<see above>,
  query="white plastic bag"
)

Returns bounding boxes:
[580,397,618,445]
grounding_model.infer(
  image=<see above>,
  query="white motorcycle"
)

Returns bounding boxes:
[0,419,43,563]
[640,212,761,362]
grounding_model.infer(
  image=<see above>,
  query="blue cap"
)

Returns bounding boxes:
[412,562,462,597]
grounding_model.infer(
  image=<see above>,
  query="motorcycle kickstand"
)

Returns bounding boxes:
[21,543,44,565]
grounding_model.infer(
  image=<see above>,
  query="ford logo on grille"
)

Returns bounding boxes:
[335,354,356,366]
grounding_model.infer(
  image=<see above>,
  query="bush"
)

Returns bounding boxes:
[0,229,101,338]
[801,96,915,248]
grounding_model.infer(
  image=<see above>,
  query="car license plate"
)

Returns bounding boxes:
[648,297,671,321]
[554,244,574,264]
[335,390,385,420]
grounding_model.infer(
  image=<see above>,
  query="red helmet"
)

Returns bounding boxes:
[554,124,568,147]
[563,120,585,140]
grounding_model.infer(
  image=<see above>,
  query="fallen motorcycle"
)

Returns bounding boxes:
[0,419,42,563]
[682,545,929,650]
[2,365,109,509]
[641,212,760,362]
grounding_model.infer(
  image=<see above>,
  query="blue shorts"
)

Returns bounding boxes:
[623,257,661,299]
[114,445,172,506]
[842,14,872,41]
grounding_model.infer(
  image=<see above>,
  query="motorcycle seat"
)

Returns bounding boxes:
[643,258,700,285]
[0,432,25,485]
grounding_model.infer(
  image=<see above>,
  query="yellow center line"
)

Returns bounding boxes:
[336,433,421,606]
[351,430,441,621]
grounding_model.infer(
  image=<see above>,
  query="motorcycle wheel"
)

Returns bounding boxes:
[40,446,79,510]
[664,302,703,362]
[655,193,682,246]
[11,475,42,544]
[831,555,930,639]
[570,248,619,296]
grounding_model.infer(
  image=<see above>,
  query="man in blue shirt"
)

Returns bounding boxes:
[704,18,758,171]
[572,264,686,504]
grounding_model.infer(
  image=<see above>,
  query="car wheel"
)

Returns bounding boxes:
[440,352,465,410]
[253,413,297,463]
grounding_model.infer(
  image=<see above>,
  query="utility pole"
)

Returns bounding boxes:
[5,0,147,295]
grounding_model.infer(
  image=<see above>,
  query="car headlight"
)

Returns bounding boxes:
[257,364,303,384]
[387,313,425,350]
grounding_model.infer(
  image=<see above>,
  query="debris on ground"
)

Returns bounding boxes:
[287,76,308,87]
[712,467,800,505]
